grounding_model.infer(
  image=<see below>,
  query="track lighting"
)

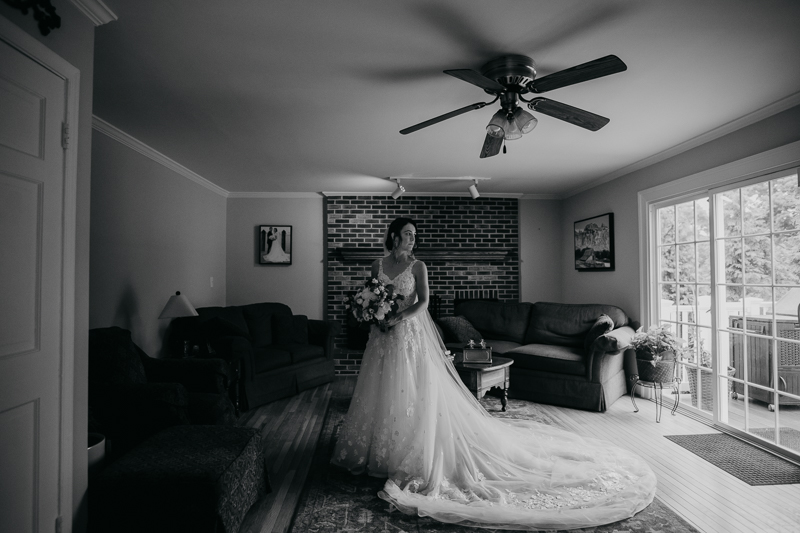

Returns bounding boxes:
[468,180,480,199]
[391,181,405,199]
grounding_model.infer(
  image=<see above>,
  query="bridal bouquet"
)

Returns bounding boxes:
[344,278,404,332]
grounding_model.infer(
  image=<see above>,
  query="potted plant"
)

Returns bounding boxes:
[630,324,684,383]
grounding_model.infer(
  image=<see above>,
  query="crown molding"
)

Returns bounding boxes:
[69,0,117,25]
[564,90,800,199]
[92,115,229,198]
[227,192,322,199]
[519,193,561,200]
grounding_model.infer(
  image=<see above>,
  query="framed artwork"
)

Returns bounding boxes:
[574,213,614,271]
[259,225,293,265]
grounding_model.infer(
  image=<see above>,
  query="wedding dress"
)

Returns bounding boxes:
[263,231,290,262]
[331,258,657,530]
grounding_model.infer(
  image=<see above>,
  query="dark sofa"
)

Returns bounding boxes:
[439,301,640,412]
[168,302,338,410]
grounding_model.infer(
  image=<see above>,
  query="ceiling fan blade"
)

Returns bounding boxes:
[444,69,506,93]
[529,55,627,94]
[528,97,610,131]
[400,102,487,135]
[479,133,503,159]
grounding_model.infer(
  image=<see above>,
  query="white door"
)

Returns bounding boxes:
[0,36,68,533]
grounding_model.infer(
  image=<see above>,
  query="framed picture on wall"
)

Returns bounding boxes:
[259,225,293,265]
[574,213,614,271]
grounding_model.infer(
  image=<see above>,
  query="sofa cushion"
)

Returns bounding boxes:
[584,314,615,355]
[505,343,586,376]
[437,316,483,344]
[523,302,629,347]
[275,343,324,364]
[241,303,291,348]
[272,314,309,345]
[454,301,533,343]
[475,339,522,356]
[202,316,252,342]
[253,346,292,373]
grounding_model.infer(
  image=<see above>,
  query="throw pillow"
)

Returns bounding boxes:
[584,314,615,355]
[272,314,293,345]
[291,315,309,344]
[436,316,483,344]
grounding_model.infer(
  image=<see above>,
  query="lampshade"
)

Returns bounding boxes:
[513,107,538,134]
[158,291,199,319]
[485,110,506,139]
[503,115,522,140]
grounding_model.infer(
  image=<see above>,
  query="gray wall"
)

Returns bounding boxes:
[89,132,227,357]
[519,199,563,304]
[226,197,325,318]
[0,2,96,530]
[561,104,800,321]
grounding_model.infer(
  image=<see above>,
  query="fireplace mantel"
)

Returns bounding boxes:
[334,247,511,263]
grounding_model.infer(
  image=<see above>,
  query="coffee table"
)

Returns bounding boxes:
[453,356,514,411]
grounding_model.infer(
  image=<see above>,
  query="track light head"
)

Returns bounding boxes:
[468,180,480,199]
[391,182,405,199]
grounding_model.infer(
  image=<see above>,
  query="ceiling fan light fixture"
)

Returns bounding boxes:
[513,107,537,134]
[486,110,506,139]
[503,114,522,141]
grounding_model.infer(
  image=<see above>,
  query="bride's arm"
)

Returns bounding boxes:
[386,261,429,326]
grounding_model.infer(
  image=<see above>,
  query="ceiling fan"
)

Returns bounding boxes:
[399,54,627,158]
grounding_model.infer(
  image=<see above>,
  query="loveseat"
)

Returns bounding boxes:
[167,302,339,410]
[437,301,640,412]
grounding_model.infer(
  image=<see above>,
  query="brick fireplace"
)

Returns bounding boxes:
[325,195,520,374]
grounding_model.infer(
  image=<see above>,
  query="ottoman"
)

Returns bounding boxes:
[90,425,269,533]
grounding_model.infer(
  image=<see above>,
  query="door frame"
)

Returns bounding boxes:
[0,14,80,530]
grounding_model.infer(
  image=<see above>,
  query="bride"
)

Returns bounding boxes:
[263,227,290,263]
[331,217,657,530]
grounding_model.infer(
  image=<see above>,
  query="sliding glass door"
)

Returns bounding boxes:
[651,168,800,455]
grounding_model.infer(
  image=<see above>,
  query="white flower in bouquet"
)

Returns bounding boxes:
[344,278,405,332]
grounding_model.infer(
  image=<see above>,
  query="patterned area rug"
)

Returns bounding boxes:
[290,396,699,533]
[665,433,800,486]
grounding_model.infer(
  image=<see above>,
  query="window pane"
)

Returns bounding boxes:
[745,286,773,320]
[696,197,710,240]
[742,181,770,235]
[724,238,743,284]
[679,284,696,324]
[743,236,772,285]
[677,202,695,242]
[722,285,744,329]
[772,174,800,232]
[775,286,800,317]
[697,284,711,327]
[678,243,696,282]
[660,245,675,281]
[722,189,741,237]
[775,231,800,285]
[661,284,677,323]
[659,205,675,244]
[697,242,711,283]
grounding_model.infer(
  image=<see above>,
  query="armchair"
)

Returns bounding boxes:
[88,327,269,533]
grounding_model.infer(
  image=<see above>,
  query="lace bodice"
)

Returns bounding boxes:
[378,258,416,312]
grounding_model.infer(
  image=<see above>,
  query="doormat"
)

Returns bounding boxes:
[750,427,800,453]
[289,397,700,532]
[665,433,800,486]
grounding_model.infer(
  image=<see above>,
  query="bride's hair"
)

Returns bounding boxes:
[384,217,419,252]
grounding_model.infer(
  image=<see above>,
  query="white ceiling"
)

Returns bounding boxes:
[93,0,800,197]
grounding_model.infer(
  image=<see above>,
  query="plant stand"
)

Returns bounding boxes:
[630,358,679,423]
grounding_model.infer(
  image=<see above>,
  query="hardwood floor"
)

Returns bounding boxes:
[238,377,800,533]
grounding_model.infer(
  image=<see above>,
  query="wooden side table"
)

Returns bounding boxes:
[454,356,514,411]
